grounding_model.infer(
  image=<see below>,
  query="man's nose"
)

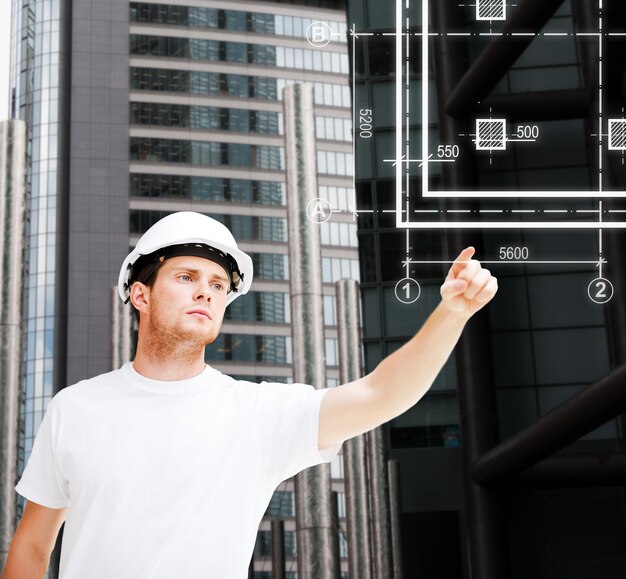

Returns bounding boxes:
[193,281,213,301]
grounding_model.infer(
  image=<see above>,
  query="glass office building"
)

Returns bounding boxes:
[348,0,626,577]
[9,0,354,576]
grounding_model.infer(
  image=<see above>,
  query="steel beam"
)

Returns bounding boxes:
[472,365,626,486]
[509,453,626,489]
[482,88,590,121]
[432,4,509,579]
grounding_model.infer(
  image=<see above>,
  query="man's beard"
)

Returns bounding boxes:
[144,302,219,361]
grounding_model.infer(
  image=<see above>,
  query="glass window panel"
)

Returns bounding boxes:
[313,51,323,72]
[333,84,342,106]
[294,49,303,69]
[284,16,293,36]
[276,46,285,67]
[497,388,538,439]
[322,51,331,72]
[533,328,609,385]
[285,47,294,68]
[325,117,334,139]
[327,152,336,174]
[317,151,327,174]
[304,50,313,70]
[337,153,346,176]
[316,116,324,139]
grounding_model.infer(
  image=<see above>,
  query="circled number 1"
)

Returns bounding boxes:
[394,278,421,304]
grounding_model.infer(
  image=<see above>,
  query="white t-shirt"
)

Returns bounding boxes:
[15,362,342,579]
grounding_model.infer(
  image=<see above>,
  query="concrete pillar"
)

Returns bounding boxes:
[336,279,374,578]
[110,287,133,370]
[388,459,404,579]
[271,519,286,579]
[0,119,27,568]
[283,82,339,579]
[367,426,394,578]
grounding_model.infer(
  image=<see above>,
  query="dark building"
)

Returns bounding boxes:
[347,0,626,577]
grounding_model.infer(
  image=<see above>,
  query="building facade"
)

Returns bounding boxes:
[9,0,355,576]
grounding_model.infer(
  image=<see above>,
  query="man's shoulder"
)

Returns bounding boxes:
[52,367,125,405]
[219,375,312,401]
[252,380,318,400]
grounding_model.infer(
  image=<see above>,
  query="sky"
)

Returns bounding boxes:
[1,1,12,121]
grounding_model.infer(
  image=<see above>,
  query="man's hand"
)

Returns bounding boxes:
[318,246,499,450]
[440,247,498,317]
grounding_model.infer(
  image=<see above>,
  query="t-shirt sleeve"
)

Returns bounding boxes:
[256,382,342,485]
[15,396,70,509]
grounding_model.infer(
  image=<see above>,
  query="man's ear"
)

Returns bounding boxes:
[129,282,150,317]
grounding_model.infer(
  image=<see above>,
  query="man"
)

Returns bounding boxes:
[2,211,497,578]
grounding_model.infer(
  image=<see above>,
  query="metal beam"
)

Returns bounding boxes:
[508,453,626,489]
[602,2,626,454]
[431,4,509,579]
[482,88,590,121]
[472,365,626,486]
[444,0,567,118]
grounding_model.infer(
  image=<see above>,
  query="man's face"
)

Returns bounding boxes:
[139,255,230,347]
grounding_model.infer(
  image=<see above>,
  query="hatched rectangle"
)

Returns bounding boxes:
[608,119,626,150]
[476,0,506,21]
[476,119,507,150]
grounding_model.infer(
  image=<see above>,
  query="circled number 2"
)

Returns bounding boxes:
[588,278,614,304]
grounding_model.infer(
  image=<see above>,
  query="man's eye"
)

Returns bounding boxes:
[179,274,192,282]
[213,283,225,292]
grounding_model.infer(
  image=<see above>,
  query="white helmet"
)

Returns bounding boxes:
[118,211,253,307]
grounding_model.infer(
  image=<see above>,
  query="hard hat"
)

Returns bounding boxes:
[118,211,253,306]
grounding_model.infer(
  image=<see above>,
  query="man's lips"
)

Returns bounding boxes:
[187,310,212,320]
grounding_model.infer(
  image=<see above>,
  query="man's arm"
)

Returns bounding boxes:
[1,500,67,579]
[318,247,497,449]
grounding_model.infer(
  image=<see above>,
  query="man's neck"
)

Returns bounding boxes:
[133,336,206,381]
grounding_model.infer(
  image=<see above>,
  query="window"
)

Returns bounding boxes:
[325,338,338,366]
[131,35,280,65]
[317,151,354,176]
[130,138,283,171]
[323,295,337,325]
[129,3,345,40]
[252,253,289,279]
[129,174,285,204]
[205,334,290,364]
[266,490,294,517]
[319,185,353,211]
[131,211,287,243]
[224,292,289,323]
[320,222,358,248]
[321,257,360,282]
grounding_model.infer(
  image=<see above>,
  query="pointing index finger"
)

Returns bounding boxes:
[449,246,476,279]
